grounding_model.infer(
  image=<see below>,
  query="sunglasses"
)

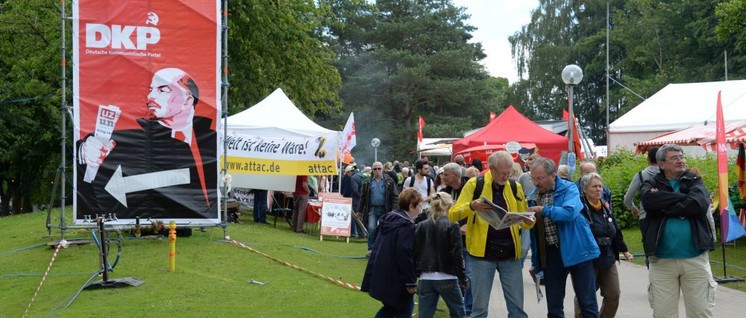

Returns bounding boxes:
[372,168,382,170]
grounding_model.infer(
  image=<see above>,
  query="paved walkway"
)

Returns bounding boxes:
[487,259,746,317]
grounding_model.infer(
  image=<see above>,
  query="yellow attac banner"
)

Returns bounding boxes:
[223,133,338,176]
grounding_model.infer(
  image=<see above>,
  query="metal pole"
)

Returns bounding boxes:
[60,0,68,239]
[606,1,610,142]
[374,148,378,162]
[568,85,574,154]
[221,0,229,237]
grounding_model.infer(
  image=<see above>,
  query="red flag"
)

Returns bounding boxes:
[418,115,425,143]
[489,112,496,121]
[564,108,584,160]
[740,208,746,227]
[716,91,730,242]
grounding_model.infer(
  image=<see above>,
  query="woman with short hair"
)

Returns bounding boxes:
[362,188,422,317]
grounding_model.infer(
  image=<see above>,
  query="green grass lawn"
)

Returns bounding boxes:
[1,209,378,317]
[2,209,745,317]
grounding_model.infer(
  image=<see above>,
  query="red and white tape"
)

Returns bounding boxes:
[24,240,68,317]
[226,237,361,291]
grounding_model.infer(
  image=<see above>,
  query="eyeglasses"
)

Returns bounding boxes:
[664,155,685,162]
[372,168,382,170]
[531,175,550,183]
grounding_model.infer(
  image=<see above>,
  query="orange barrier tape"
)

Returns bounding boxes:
[225,237,361,291]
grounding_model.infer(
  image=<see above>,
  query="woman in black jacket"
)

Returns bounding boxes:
[414,192,467,318]
[361,188,422,318]
[575,172,633,318]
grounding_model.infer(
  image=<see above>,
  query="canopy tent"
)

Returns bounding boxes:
[227,88,339,138]
[609,80,746,152]
[636,121,746,153]
[452,106,567,164]
[457,143,537,164]
[226,88,340,191]
[419,138,457,157]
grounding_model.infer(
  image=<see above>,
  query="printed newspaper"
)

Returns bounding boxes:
[474,196,534,230]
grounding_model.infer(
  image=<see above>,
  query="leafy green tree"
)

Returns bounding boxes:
[228,1,342,115]
[0,0,62,215]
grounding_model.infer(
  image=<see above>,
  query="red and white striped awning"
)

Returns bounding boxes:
[636,121,746,153]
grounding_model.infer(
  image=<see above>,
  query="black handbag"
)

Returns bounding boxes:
[485,239,515,261]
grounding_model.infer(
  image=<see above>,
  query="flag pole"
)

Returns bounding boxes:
[714,91,745,283]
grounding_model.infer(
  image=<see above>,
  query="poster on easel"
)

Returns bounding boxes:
[319,197,352,241]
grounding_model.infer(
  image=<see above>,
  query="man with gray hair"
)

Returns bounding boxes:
[557,165,571,180]
[439,161,473,314]
[450,151,533,318]
[527,157,600,317]
[640,144,715,317]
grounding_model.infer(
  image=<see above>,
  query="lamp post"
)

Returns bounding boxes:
[561,64,583,155]
[371,138,380,162]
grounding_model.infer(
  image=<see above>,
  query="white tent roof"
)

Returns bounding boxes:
[227,88,337,137]
[609,80,746,133]
[608,80,746,151]
[419,138,457,157]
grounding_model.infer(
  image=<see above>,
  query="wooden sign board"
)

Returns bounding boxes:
[319,197,353,241]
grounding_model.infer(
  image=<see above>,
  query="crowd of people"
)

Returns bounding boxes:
[357,144,717,318]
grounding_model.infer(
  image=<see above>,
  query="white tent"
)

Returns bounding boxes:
[608,80,746,152]
[419,138,457,157]
[226,88,340,191]
[227,88,339,138]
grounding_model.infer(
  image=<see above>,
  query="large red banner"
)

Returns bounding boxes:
[73,0,221,224]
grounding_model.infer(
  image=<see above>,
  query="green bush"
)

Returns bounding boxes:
[597,148,729,229]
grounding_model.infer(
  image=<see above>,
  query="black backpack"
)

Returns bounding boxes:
[471,176,522,202]
[408,175,433,196]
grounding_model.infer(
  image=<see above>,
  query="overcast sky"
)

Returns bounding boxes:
[451,0,538,83]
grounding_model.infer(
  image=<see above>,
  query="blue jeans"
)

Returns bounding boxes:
[418,279,465,318]
[544,246,598,318]
[470,257,527,318]
[252,190,268,222]
[375,298,413,318]
[367,206,386,250]
[463,250,473,315]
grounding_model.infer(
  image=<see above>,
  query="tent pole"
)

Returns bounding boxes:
[59,0,68,239]
[220,0,229,238]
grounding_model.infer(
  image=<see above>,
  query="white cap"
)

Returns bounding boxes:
[345,165,355,172]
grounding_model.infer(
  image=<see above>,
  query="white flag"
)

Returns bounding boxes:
[340,112,356,154]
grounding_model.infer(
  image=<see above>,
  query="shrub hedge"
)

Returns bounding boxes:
[594,148,739,229]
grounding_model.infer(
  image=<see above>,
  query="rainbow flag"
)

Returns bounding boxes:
[716,91,746,242]
[737,144,746,201]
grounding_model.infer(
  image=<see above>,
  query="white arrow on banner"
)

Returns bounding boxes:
[104,165,191,207]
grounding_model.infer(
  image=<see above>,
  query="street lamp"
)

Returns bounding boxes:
[371,138,380,162]
[561,64,583,155]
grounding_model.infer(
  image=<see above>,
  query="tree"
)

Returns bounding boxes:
[323,0,504,162]
[0,0,63,215]
[510,0,745,145]
[228,1,342,116]
[716,0,746,53]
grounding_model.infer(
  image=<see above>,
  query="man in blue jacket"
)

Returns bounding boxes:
[527,157,600,318]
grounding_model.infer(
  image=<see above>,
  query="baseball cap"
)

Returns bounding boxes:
[344,165,355,172]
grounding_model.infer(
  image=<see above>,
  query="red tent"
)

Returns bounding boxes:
[452,106,568,164]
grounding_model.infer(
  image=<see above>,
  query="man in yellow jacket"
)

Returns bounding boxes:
[449,151,534,318]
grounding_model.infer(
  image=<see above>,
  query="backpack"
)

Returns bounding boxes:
[357,171,370,193]
[472,176,522,202]
[408,175,432,196]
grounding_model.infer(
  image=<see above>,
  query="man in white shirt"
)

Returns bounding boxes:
[403,159,436,211]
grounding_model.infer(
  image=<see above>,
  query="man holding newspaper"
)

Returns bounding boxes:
[449,151,535,318]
